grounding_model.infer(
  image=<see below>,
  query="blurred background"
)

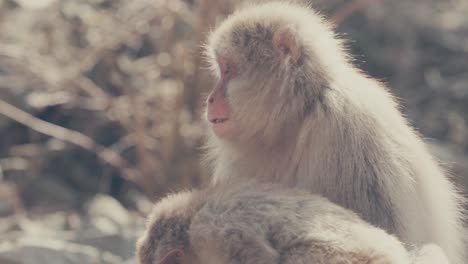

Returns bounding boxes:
[0,0,467,263]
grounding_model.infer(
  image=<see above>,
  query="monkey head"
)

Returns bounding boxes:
[136,190,231,264]
[205,2,339,146]
[136,191,201,264]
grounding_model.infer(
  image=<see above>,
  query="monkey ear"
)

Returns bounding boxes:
[157,249,184,264]
[273,27,300,64]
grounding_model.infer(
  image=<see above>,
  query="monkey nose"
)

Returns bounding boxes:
[208,97,214,104]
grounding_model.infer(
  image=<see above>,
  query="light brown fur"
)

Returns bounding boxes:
[203,2,465,263]
[137,180,445,264]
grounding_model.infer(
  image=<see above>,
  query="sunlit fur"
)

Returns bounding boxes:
[203,2,465,263]
[137,180,450,264]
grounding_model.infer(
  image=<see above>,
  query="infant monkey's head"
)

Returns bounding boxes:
[136,190,201,264]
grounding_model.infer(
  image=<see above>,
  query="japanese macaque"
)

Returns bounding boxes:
[203,1,465,263]
[136,181,449,264]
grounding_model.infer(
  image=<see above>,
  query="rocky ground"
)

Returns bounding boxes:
[0,194,146,263]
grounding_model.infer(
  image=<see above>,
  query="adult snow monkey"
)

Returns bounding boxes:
[203,1,465,263]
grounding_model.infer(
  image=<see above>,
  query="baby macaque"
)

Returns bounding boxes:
[137,180,449,264]
[203,2,465,263]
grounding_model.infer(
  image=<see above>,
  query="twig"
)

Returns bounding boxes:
[0,45,112,105]
[0,99,139,185]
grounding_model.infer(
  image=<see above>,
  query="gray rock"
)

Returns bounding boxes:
[0,237,123,264]
[0,183,21,217]
[22,177,79,210]
[72,232,139,260]
[85,194,130,233]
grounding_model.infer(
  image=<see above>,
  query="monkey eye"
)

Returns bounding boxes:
[223,62,231,75]
[218,57,236,78]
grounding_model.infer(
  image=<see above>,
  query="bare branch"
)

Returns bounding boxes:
[0,99,139,184]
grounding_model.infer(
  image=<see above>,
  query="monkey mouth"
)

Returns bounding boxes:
[210,118,229,124]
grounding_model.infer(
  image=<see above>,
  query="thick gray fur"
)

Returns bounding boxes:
[137,180,449,264]
[204,2,465,263]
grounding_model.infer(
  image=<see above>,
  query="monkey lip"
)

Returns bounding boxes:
[210,117,232,138]
[210,118,229,124]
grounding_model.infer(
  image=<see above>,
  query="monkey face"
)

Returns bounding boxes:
[205,3,329,146]
[206,56,237,138]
